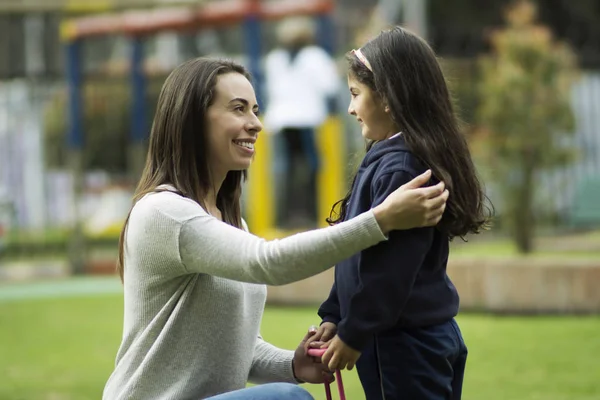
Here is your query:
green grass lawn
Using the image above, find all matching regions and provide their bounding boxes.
[449,231,600,259]
[1,295,599,400]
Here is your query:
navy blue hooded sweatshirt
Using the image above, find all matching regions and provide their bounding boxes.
[318,134,459,351]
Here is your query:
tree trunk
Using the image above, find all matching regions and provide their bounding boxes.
[514,157,536,253]
[68,149,87,275]
[128,141,147,183]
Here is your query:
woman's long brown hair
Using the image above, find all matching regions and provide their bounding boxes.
[117,58,250,281]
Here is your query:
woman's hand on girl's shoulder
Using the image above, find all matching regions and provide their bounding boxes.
[373,169,448,233]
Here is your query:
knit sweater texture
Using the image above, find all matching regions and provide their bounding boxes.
[103,189,386,399]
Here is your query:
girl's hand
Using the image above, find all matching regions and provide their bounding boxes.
[321,335,361,371]
[373,170,448,234]
[304,322,337,355]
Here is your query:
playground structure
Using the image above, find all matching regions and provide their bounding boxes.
[60,0,346,240]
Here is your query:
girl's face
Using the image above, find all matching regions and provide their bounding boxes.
[347,74,397,141]
[206,72,262,179]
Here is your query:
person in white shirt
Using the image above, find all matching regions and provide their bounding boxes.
[102,57,448,400]
[264,16,340,228]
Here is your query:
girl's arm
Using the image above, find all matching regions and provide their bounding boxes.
[318,280,342,325]
[335,171,433,351]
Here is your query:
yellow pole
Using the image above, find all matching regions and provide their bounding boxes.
[245,132,275,238]
[317,116,346,227]
[245,116,346,237]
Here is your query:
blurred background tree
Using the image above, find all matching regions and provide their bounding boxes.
[477,0,579,253]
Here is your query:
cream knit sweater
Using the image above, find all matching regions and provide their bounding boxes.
[103,190,386,399]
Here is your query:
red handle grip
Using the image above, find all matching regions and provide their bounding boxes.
[307,348,327,357]
[307,347,346,400]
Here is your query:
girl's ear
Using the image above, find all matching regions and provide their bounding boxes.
[382,98,391,113]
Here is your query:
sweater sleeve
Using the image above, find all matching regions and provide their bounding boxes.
[178,209,386,286]
[336,171,434,351]
[248,335,297,385]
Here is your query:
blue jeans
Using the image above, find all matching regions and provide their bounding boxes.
[207,383,314,400]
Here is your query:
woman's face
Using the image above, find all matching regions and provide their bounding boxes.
[347,74,396,141]
[206,73,262,179]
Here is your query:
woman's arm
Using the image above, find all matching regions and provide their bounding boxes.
[177,169,447,286]
[248,336,296,385]
[179,210,384,285]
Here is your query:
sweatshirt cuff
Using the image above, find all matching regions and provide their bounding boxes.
[337,321,369,352]
[321,316,341,326]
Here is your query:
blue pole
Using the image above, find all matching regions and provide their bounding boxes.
[317,13,335,55]
[65,39,87,274]
[66,40,83,149]
[243,13,263,106]
[317,13,338,115]
[130,37,147,143]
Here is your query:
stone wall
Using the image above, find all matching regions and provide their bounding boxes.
[266,257,600,314]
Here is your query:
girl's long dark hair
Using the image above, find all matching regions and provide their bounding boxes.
[117,58,250,282]
[329,27,492,239]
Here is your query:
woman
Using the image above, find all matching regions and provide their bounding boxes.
[102,57,448,400]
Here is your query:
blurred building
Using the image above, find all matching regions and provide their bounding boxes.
[0,0,210,233]
[0,0,599,234]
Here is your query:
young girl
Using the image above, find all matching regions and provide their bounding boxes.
[308,27,491,399]
[102,57,449,400]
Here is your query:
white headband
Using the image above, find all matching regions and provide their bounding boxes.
[352,48,373,72]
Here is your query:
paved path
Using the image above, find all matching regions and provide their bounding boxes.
[0,276,122,302]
